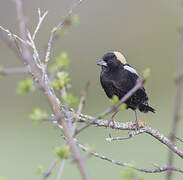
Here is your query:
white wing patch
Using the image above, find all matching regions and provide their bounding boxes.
[124,65,139,75]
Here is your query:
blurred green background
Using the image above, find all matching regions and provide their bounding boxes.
[0,0,183,179]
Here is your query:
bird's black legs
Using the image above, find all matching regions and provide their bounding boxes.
[134,110,138,124]
[133,110,139,130]
[133,110,146,129]
[107,110,119,138]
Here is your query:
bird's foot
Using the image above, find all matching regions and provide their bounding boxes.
[137,120,147,127]
[107,118,116,138]
[132,120,147,130]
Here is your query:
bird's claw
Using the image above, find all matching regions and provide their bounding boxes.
[132,120,147,130]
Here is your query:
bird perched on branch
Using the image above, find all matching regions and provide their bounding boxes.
[97,51,155,135]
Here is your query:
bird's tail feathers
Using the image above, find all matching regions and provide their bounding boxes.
[139,103,155,113]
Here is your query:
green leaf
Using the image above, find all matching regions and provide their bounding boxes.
[56,28,67,36]
[121,167,136,180]
[55,52,70,68]
[29,108,48,125]
[0,66,4,72]
[55,146,69,160]
[143,68,151,79]
[63,93,79,108]
[119,103,127,110]
[0,177,6,180]
[51,71,70,90]
[111,95,119,105]
[35,165,46,175]
[49,52,70,73]
[85,144,96,154]
[71,15,79,25]
[17,78,35,94]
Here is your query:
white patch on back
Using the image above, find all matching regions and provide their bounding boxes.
[124,65,139,75]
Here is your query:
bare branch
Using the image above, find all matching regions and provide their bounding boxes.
[0,31,21,58]
[77,114,183,159]
[0,66,29,76]
[75,78,145,135]
[12,0,89,179]
[42,159,58,180]
[32,8,48,40]
[27,31,42,68]
[60,135,183,174]
[45,0,84,64]
[106,128,147,142]
[166,7,183,180]
[175,136,183,143]
[0,25,28,45]
[76,139,183,174]
[77,81,90,115]
[57,159,66,180]
[72,81,90,136]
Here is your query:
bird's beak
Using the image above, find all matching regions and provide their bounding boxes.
[97,59,107,67]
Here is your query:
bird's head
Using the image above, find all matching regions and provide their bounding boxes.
[97,51,127,70]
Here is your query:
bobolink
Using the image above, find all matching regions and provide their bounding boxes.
[97,51,155,130]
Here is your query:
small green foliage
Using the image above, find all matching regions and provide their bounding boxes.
[35,165,46,175]
[85,116,89,122]
[0,176,6,180]
[57,72,70,84]
[119,103,127,110]
[121,167,136,180]
[17,78,35,94]
[111,95,119,105]
[51,71,70,90]
[85,144,96,155]
[49,52,70,73]
[177,112,182,119]
[9,33,14,40]
[55,146,69,160]
[29,108,48,125]
[143,68,151,79]
[55,52,70,69]
[0,66,4,72]
[98,114,104,119]
[56,28,67,36]
[71,15,79,25]
[63,93,79,108]
[121,167,144,180]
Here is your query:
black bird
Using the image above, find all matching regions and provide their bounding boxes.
[97,51,155,130]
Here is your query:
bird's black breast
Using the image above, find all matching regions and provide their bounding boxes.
[100,67,149,110]
[100,68,137,98]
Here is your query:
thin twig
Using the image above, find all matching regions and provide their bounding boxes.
[0,66,29,76]
[106,128,147,142]
[27,31,42,68]
[0,25,28,45]
[77,81,90,115]
[42,159,58,180]
[166,7,183,180]
[13,0,90,179]
[60,135,183,174]
[51,112,183,160]
[32,8,48,40]
[72,81,90,136]
[57,159,66,180]
[77,114,183,159]
[0,31,23,58]
[76,139,183,174]
[75,78,145,135]
[49,66,62,81]
[45,0,84,64]
[175,136,183,143]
